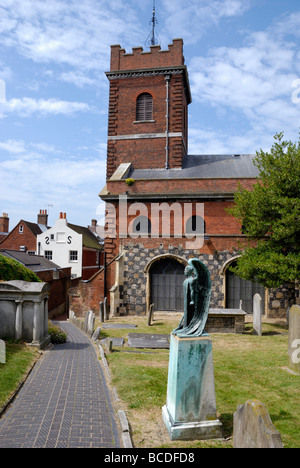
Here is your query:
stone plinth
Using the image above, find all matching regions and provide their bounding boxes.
[162,334,222,441]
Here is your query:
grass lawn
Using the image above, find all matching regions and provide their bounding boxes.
[98,314,300,449]
[0,342,39,412]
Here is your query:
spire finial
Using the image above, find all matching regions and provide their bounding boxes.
[146,0,159,48]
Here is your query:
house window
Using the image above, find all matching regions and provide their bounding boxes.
[19,225,24,233]
[45,251,53,260]
[136,93,153,121]
[69,250,78,262]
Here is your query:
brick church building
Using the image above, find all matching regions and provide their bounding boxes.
[70,39,295,318]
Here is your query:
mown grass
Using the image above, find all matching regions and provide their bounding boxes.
[0,342,38,411]
[99,315,300,449]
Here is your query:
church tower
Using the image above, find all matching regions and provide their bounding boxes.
[105,39,192,178]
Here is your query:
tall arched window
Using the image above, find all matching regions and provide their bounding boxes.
[136,93,153,121]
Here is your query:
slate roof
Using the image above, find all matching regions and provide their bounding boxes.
[0,249,61,272]
[68,223,102,250]
[128,154,260,180]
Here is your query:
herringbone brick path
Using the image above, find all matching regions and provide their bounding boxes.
[0,322,121,448]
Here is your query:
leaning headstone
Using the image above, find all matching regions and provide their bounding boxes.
[87,311,95,337]
[233,400,283,448]
[147,303,154,326]
[253,293,263,336]
[92,326,101,342]
[288,305,300,375]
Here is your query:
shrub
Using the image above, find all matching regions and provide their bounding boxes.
[0,255,41,282]
[48,322,67,344]
[125,178,135,186]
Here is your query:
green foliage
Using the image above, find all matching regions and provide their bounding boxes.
[125,178,135,186]
[228,133,300,288]
[0,255,41,282]
[48,322,67,344]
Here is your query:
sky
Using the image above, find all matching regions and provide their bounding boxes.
[1,0,300,231]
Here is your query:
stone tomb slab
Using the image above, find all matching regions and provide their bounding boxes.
[128,333,170,349]
[102,323,137,330]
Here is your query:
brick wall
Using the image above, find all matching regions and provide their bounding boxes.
[36,267,71,318]
[0,221,37,252]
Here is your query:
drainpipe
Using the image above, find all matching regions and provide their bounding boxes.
[165,75,170,170]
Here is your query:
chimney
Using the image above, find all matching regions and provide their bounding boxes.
[37,209,48,226]
[0,213,9,234]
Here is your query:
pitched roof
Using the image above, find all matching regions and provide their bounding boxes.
[68,223,102,250]
[0,249,61,272]
[128,154,260,180]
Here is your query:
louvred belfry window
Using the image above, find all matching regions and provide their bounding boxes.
[136,93,153,121]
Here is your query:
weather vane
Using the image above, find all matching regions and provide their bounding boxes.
[146,0,159,47]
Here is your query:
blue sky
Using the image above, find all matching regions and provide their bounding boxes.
[1,0,300,230]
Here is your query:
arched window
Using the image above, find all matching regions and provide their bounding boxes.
[136,93,153,121]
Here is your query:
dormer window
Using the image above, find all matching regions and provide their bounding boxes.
[136,93,153,121]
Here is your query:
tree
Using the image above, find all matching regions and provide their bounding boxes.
[228,132,300,288]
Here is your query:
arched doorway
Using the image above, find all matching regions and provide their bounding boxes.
[150,257,186,311]
[225,261,265,314]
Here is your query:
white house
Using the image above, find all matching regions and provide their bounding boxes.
[37,213,102,279]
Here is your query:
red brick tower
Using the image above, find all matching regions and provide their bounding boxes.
[105,39,191,178]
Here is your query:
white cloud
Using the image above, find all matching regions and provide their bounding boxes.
[1,97,92,117]
[189,26,300,139]
[0,139,107,227]
[161,0,250,44]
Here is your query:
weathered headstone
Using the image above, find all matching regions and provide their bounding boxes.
[0,339,5,364]
[128,333,170,349]
[92,326,101,342]
[147,303,154,326]
[288,305,300,375]
[253,293,263,336]
[103,297,108,321]
[87,311,95,337]
[99,301,104,322]
[83,312,90,334]
[233,399,283,448]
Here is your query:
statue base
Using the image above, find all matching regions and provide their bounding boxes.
[162,334,222,441]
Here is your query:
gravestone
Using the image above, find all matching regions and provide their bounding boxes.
[103,297,108,321]
[288,305,300,375]
[0,339,5,364]
[102,323,137,330]
[92,326,101,342]
[253,293,263,336]
[233,400,283,448]
[128,333,170,349]
[87,311,95,337]
[147,303,154,326]
[99,301,104,322]
[84,311,90,334]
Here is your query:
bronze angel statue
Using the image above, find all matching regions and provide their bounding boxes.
[172,258,211,338]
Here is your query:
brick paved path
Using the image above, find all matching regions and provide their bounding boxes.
[0,322,121,448]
